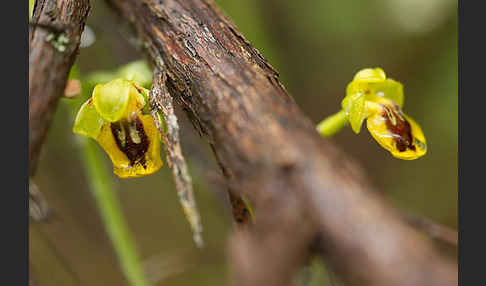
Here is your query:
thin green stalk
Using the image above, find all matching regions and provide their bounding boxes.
[79,137,151,286]
[316,110,348,137]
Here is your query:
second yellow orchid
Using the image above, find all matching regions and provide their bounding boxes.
[317,68,427,160]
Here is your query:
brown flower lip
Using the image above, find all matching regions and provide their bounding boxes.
[111,116,150,168]
[381,103,416,153]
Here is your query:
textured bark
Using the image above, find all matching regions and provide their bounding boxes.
[29,0,90,174]
[107,1,457,285]
[149,69,204,247]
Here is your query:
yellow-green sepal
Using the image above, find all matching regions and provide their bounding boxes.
[353,67,386,82]
[92,79,136,122]
[73,99,105,139]
[341,91,366,134]
[352,67,404,108]
[341,67,405,134]
[373,79,404,108]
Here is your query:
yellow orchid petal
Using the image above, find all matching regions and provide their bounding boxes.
[353,67,386,82]
[342,91,366,133]
[92,79,145,122]
[343,68,405,134]
[353,68,404,105]
[365,102,426,160]
[73,98,105,139]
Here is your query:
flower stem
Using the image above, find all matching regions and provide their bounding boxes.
[316,110,348,137]
[79,138,151,286]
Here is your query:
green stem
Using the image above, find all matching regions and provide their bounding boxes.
[316,110,348,137]
[79,138,151,286]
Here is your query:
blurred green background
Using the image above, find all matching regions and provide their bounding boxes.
[30,0,457,285]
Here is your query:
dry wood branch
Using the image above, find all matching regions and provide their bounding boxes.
[210,170,458,247]
[402,211,458,246]
[29,0,90,174]
[107,0,457,285]
[149,68,204,248]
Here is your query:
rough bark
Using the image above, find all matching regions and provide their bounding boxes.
[29,2,90,284]
[29,0,90,174]
[149,69,204,248]
[107,1,457,285]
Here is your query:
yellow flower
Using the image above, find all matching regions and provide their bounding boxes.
[73,79,163,178]
[342,68,427,160]
[317,68,427,160]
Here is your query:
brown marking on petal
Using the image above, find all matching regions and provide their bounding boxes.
[111,116,150,168]
[382,104,416,152]
[132,83,144,94]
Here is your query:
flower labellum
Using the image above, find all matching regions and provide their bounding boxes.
[73,79,163,178]
[341,68,427,160]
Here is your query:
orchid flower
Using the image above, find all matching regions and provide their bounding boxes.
[317,68,427,160]
[73,78,163,177]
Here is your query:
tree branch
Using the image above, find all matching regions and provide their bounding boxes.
[149,68,204,248]
[402,211,458,246]
[106,0,457,285]
[29,0,90,174]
